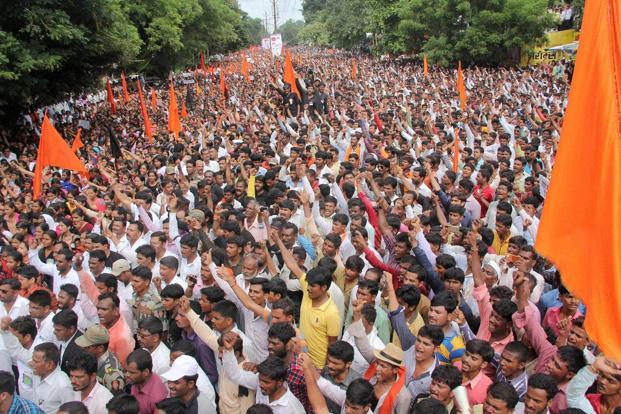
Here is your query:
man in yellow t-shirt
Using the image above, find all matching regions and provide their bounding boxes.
[298,267,342,368]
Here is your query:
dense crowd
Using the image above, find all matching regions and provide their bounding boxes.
[0,48,619,414]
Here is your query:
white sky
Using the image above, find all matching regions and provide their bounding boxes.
[238,0,304,33]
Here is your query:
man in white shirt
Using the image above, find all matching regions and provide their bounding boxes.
[68,353,113,414]
[57,284,93,332]
[221,333,305,414]
[110,221,147,267]
[0,278,30,319]
[137,317,170,376]
[110,259,134,304]
[28,290,56,345]
[28,248,80,296]
[0,316,37,396]
[30,342,74,414]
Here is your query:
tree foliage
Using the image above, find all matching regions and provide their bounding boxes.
[0,0,261,129]
[278,20,305,46]
[301,0,555,64]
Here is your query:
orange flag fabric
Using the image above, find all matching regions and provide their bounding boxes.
[457,62,467,111]
[137,80,153,142]
[181,100,188,118]
[351,60,358,80]
[150,88,157,112]
[121,72,130,103]
[33,115,87,199]
[106,79,117,113]
[535,0,621,361]
[71,128,84,153]
[423,53,429,78]
[284,49,300,98]
[241,55,250,82]
[167,81,182,138]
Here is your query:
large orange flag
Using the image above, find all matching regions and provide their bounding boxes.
[121,72,130,103]
[71,128,84,153]
[137,80,153,142]
[457,62,467,111]
[181,100,188,118]
[536,0,621,361]
[106,79,117,113]
[284,49,300,98]
[241,55,250,82]
[423,53,429,78]
[167,81,182,138]
[33,115,87,199]
[351,60,358,80]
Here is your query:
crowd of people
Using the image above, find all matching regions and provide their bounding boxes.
[0,47,619,414]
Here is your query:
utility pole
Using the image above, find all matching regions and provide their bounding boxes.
[272,0,278,33]
[264,11,269,34]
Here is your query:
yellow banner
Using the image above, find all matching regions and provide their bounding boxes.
[520,29,578,66]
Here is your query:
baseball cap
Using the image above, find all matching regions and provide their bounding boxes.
[188,209,205,224]
[161,355,199,381]
[111,259,130,276]
[75,325,110,347]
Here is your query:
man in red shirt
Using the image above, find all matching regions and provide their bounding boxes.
[473,168,495,218]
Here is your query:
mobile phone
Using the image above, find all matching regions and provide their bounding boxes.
[506,254,520,265]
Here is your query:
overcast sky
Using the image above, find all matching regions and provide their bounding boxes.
[238,0,304,33]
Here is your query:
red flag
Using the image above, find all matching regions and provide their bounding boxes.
[351,60,358,80]
[137,80,153,142]
[283,49,300,98]
[200,51,207,76]
[71,128,84,153]
[241,55,250,82]
[33,115,87,199]
[121,72,130,103]
[106,79,117,113]
[457,62,467,111]
[452,129,460,173]
[168,81,182,138]
[181,100,188,118]
[150,88,157,112]
[535,0,621,361]
[423,53,429,78]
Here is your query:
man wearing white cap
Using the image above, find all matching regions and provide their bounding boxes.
[161,355,216,413]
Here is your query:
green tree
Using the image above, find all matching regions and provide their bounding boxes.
[0,0,141,127]
[279,20,305,45]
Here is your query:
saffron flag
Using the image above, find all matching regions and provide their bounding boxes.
[167,81,182,138]
[352,60,358,80]
[457,62,467,111]
[200,51,207,75]
[33,115,87,199]
[106,79,117,113]
[423,53,429,78]
[181,100,188,118]
[535,0,621,361]
[151,88,157,112]
[121,72,130,103]
[71,128,84,153]
[137,80,153,142]
[219,66,228,100]
[283,49,300,98]
[241,55,250,82]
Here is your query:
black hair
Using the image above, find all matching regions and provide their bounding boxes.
[105,394,141,414]
[268,322,296,345]
[443,267,465,284]
[436,254,456,269]
[327,340,355,363]
[306,266,333,288]
[0,278,20,290]
[59,283,79,299]
[131,265,152,281]
[98,292,120,309]
[346,378,374,407]
[466,339,495,363]
[161,284,185,299]
[170,340,196,358]
[126,349,153,372]
[492,299,517,323]
[58,401,89,414]
[138,316,164,335]
[361,303,377,324]
[265,277,288,298]
[0,371,16,395]
[430,291,458,313]
[557,345,587,374]
[28,289,52,307]
[345,256,365,273]
[33,342,60,366]
[528,373,559,401]
[504,341,530,363]
[136,244,156,261]
[256,356,288,382]
[431,364,462,389]
[246,404,274,414]
[409,397,448,414]
[212,300,238,321]
[52,309,78,329]
[67,353,98,375]
[155,398,186,414]
[418,325,444,346]
[200,286,226,303]
[487,382,519,409]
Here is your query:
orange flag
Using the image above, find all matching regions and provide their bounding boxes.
[219,66,228,100]
[71,128,84,153]
[200,50,207,76]
[423,53,429,78]
[121,72,130,103]
[167,81,182,138]
[351,60,358,80]
[150,88,157,112]
[33,115,87,199]
[106,79,117,113]
[457,61,467,111]
[241,55,250,82]
[181,100,188,118]
[137,80,153,142]
[284,49,300,98]
[535,0,621,361]
[452,129,460,173]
